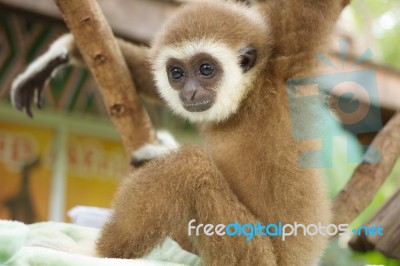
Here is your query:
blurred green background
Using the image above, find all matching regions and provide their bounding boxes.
[320,1,400,265]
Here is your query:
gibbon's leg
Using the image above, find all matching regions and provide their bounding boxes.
[11,34,160,117]
[130,130,198,253]
[97,145,277,266]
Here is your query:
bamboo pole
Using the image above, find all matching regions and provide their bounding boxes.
[54,0,157,160]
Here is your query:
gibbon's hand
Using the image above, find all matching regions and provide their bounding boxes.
[10,40,69,117]
[130,131,179,167]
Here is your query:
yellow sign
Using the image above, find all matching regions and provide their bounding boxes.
[0,121,54,223]
[65,133,129,218]
[0,120,129,223]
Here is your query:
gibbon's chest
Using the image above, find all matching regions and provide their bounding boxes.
[200,120,311,218]
[204,137,322,220]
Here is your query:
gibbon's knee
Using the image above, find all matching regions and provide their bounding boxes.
[126,145,221,198]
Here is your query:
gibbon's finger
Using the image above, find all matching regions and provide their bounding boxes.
[11,75,37,113]
[35,84,45,109]
[10,78,28,111]
[19,84,30,112]
[12,87,24,111]
[25,87,35,118]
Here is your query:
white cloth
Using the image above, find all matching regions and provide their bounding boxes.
[0,220,201,266]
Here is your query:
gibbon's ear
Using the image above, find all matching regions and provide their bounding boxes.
[239,46,257,73]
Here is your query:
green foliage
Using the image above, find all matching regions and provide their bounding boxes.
[350,0,400,69]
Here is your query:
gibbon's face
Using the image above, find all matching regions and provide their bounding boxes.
[151,1,268,123]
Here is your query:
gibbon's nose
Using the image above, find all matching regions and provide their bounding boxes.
[180,82,198,103]
[179,81,214,112]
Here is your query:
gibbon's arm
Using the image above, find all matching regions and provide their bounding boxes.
[11,34,161,117]
[260,0,349,79]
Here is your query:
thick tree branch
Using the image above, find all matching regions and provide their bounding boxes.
[332,111,400,226]
[348,188,400,259]
[54,0,157,159]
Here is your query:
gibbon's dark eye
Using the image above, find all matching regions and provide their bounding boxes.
[170,67,184,80]
[199,63,214,77]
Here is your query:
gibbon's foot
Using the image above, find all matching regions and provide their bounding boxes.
[130,130,179,167]
[11,35,71,117]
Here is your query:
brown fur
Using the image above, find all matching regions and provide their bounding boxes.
[64,1,346,265]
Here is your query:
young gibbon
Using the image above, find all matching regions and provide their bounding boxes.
[11,0,349,265]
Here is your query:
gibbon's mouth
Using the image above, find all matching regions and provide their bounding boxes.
[182,99,213,112]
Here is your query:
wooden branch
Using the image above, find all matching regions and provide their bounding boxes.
[348,188,400,260]
[332,111,400,226]
[54,0,157,158]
